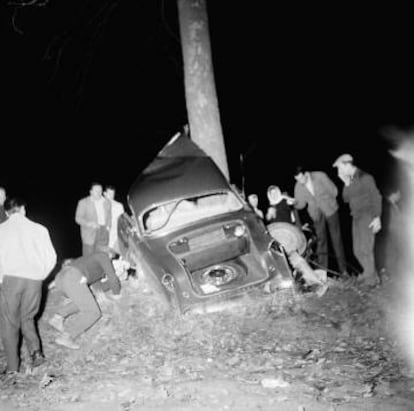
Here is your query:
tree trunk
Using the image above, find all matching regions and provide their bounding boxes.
[177,0,229,180]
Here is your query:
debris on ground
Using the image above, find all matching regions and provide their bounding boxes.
[1,272,413,411]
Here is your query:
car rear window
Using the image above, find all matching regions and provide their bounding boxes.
[143,192,243,233]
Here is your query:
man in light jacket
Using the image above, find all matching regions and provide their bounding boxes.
[75,182,112,256]
[0,198,57,375]
[293,166,347,276]
[104,185,125,254]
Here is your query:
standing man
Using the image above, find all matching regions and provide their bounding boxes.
[333,154,382,286]
[0,198,57,374]
[0,186,7,224]
[104,185,125,254]
[75,182,111,256]
[293,166,347,276]
[48,252,121,350]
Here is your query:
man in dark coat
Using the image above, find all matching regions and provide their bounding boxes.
[333,154,382,286]
[48,252,121,349]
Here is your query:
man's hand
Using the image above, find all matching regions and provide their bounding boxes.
[338,171,351,186]
[388,191,401,205]
[368,217,381,234]
[266,207,276,221]
[94,289,112,308]
[302,223,310,231]
[108,293,122,301]
[284,196,296,205]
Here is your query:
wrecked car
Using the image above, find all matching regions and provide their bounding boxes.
[118,132,293,313]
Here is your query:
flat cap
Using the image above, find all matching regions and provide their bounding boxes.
[332,153,353,168]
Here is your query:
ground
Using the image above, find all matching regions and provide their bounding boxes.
[1,269,414,411]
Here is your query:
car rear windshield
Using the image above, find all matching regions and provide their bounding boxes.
[142,192,243,233]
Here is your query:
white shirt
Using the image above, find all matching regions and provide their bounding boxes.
[94,197,106,225]
[108,199,125,250]
[0,213,57,282]
[305,173,315,196]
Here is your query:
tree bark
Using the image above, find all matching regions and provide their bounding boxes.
[177,0,229,180]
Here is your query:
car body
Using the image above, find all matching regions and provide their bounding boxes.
[118,132,293,313]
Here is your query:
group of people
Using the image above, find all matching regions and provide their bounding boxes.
[0,182,128,378]
[75,182,125,256]
[247,153,383,287]
[0,153,385,378]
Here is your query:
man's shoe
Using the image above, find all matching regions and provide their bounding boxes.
[31,350,46,368]
[48,314,65,333]
[316,282,329,297]
[340,275,356,286]
[357,274,378,286]
[55,333,80,350]
[0,369,18,385]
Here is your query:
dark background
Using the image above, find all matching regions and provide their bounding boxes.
[1,1,412,260]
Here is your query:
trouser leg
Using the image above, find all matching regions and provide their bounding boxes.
[0,276,23,371]
[82,243,94,257]
[20,278,42,355]
[313,215,328,269]
[55,267,80,319]
[94,226,109,253]
[352,216,377,282]
[327,211,347,273]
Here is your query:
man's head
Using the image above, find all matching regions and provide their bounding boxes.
[5,197,26,216]
[332,153,354,177]
[293,166,308,185]
[247,194,259,208]
[104,185,116,201]
[89,182,103,200]
[267,185,282,204]
[0,187,6,206]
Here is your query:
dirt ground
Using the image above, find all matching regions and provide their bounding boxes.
[1,268,414,411]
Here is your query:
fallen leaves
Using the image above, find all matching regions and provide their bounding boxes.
[0,274,412,410]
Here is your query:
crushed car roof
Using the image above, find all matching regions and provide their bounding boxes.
[128,132,231,217]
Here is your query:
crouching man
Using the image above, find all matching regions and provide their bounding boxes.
[0,198,57,375]
[48,251,121,349]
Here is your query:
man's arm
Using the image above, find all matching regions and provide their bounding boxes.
[75,199,97,228]
[342,187,349,203]
[99,254,121,295]
[318,172,338,197]
[105,199,112,230]
[365,174,382,217]
[293,183,306,210]
[40,227,57,278]
[75,199,87,226]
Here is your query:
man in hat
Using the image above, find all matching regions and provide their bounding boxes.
[293,166,348,277]
[333,154,382,286]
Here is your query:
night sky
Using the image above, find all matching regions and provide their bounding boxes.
[1,1,413,259]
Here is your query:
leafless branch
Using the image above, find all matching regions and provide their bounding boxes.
[11,7,24,35]
[43,0,120,108]
[8,0,49,6]
[8,0,49,35]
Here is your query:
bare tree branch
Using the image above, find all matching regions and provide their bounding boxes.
[7,0,49,34]
[8,0,49,6]
[11,7,24,35]
[43,0,120,108]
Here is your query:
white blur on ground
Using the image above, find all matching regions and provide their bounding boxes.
[388,130,414,373]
